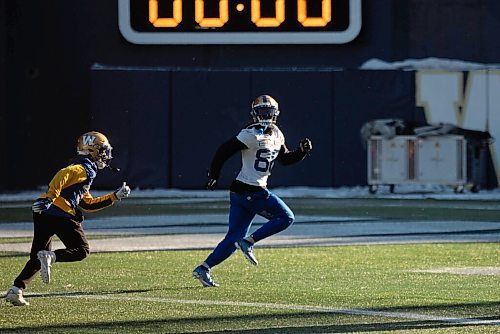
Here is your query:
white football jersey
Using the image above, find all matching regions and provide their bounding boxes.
[236,124,285,187]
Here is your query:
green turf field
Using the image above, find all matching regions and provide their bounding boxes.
[0,196,499,333]
[0,244,498,333]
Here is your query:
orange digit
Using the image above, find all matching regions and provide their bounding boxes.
[195,0,228,28]
[251,0,285,27]
[149,0,182,27]
[297,0,332,27]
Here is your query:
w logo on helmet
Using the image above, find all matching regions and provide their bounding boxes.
[82,135,96,146]
[77,131,111,168]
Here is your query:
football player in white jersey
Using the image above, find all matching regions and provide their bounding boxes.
[193,95,312,287]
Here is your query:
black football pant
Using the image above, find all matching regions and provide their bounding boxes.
[13,212,90,289]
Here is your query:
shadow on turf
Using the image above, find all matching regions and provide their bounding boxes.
[1,315,496,334]
[0,253,26,258]
[23,287,198,299]
[3,302,499,333]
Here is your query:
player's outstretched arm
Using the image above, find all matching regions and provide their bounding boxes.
[114,182,131,200]
[276,138,313,166]
[206,177,217,191]
[79,182,131,212]
[299,138,313,154]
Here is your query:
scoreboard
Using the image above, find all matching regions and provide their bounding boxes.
[118,0,362,44]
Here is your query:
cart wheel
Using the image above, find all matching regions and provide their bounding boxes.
[471,184,480,193]
[454,185,465,193]
[389,184,395,193]
[368,185,378,194]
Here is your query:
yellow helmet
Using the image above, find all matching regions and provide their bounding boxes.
[76,131,113,169]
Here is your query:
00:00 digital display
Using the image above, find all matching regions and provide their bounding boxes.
[148,0,333,28]
[118,0,362,44]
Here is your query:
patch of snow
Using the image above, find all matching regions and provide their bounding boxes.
[411,267,500,276]
[360,57,500,71]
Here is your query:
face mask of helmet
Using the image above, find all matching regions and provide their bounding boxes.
[95,145,113,170]
[251,107,279,126]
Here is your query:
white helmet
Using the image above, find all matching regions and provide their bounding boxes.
[250,95,280,127]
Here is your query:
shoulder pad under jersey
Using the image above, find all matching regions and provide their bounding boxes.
[244,122,266,130]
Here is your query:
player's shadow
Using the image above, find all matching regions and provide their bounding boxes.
[24,286,198,299]
[4,301,499,333]
[3,313,498,334]
[198,318,498,333]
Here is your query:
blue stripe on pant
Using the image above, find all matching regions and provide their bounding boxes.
[204,189,295,268]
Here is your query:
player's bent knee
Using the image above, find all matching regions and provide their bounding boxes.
[75,247,90,261]
[285,213,295,226]
[276,214,295,229]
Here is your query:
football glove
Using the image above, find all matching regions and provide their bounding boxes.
[32,198,52,213]
[206,178,217,191]
[114,182,131,200]
[299,138,312,153]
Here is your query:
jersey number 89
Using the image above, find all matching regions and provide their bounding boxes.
[254,149,277,173]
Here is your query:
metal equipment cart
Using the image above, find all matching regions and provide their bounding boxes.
[367,135,467,193]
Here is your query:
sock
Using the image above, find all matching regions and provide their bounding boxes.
[10,286,21,294]
[49,250,57,263]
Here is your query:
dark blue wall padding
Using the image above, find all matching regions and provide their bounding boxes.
[5,0,500,191]
[168,70,334,189]
[90,68,419,189]
[90,69,171,189]
[332,70,417,186]
[170,70,251,189]
[250,71,334,187]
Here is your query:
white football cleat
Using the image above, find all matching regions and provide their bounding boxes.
[235,239,258,266]
[5,287,29,306]
[192,265,219,287]
[37,250,56,284]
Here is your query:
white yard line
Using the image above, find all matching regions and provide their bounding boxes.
[27,292,500,326]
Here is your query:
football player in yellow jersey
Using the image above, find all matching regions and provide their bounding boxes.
[5,131,131,306]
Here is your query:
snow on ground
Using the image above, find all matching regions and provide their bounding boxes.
[360,57,500,70]
[410,267,500,276]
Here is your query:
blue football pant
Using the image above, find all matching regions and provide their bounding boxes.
[204,189,295,268]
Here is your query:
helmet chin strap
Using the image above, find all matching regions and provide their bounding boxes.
[107,165,121,172]
[96,160,107,170]
[95,159,121,172]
